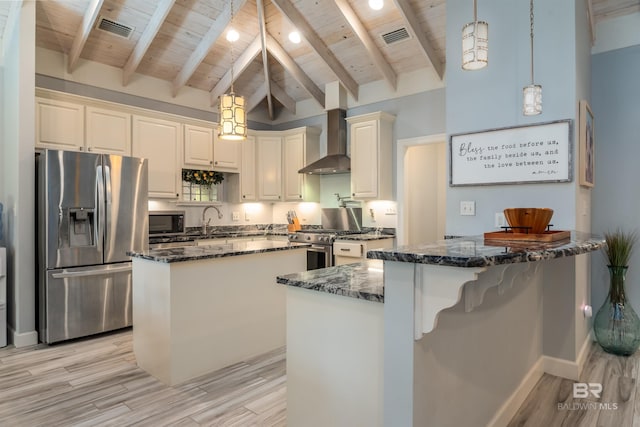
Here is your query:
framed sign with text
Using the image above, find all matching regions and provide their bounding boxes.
[450,120,572,186]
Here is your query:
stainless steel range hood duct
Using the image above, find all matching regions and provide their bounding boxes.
[298,109,350,175]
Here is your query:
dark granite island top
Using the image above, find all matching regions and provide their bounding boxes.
[277,260,384,302]
[128,240,310,263]
[367,231,604,267]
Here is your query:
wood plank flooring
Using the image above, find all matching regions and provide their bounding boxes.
[508,344,640,427]
[2,329,639,426]
[0,329,286,426]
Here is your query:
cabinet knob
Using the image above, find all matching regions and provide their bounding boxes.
[79,147,83,151]
[352,193,355,197]
[214,161,218,165]
[278,196,281,199]
[210,161,213,165]
[299,195,302,199]
[242,195,246,199]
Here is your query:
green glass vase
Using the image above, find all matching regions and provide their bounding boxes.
[594,266,640,356]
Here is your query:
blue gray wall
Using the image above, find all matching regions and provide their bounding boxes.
[591,44,640,310]
[445,0,581,235]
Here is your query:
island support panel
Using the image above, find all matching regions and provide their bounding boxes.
[384,256,585,427]
[132,249,306,385]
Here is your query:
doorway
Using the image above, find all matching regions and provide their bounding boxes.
[396,135,447,246]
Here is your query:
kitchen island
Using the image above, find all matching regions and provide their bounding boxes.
[278,232,604,427]
[128,240,308,385]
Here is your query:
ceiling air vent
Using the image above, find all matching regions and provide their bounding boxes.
[381,27,411,45]
[96,16,134,39]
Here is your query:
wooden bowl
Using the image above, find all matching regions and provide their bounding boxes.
[503,208,554,234]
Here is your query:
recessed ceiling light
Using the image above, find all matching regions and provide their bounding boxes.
[226,28,239,42]
[369,0,383,10]
[289,31,301,44]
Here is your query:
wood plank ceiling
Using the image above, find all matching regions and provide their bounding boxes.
[12,0,638,119]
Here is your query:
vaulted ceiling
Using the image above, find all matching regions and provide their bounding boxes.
[1,0,638,120]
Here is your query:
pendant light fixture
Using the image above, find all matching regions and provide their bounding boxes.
[523,0,542,115]
[218,0,247,141]
[462,0,488,70]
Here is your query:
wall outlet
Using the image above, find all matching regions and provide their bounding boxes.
[460,201,475,216]
[232,211,240,221]
[495,212,506,228]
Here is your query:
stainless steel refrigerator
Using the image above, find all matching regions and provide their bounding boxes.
[36,149,148,344]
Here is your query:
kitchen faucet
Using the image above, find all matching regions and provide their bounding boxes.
[334,193,359,208]
[202,205,223,235]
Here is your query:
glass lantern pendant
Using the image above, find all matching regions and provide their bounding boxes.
[219,92,247,141]
[523,84,542,116]
[462,0,488,70]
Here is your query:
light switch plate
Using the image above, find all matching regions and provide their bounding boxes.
[460,201,475,216]
[232,211,240,221]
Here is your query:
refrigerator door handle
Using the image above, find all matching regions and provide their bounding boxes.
[104,165,112,205]
[96,165,105,252]
[51,265,132,279]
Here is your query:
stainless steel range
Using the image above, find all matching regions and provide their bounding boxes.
[289,207,362,270]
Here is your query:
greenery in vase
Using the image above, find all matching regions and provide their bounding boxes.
[182,169,224,187]
[603,229,637,305]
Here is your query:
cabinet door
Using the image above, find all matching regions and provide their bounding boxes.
[240,135,257,201]
[257,136,282,201]
[132,115,181,199]
[36,97,84,151]
[213,134,241,172]
[184,124,214,169]
[85,106,131,155]
[350,120,378,199]
[283,133,305,201]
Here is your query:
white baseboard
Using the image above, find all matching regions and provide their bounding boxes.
[8,327,38,348]
[488,358,544,427]
[542,336,593,381]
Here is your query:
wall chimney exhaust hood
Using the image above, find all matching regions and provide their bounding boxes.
[298,109,350,175]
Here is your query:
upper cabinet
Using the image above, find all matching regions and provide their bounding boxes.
[240,135,257,201]
[183,123,214,169]
[256,134,283,201]
[347,112,396,200]
[282,127,320,202]
[36,97,85,152]
[213,133,241,172]
[132,115,182,199]
[85,106,131,155]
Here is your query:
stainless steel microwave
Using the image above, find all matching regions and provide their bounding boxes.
[149,211,185,236]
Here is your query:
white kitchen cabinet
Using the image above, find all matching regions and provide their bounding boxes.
[256,135,283,201]
[85,106,131,155]
[282,127,320,202]
[240,135,257,201]
[183,124,214,169]
[347,112,395,200]
[36,97,85,151]
[132,115,182,199]
[213,133,241,172]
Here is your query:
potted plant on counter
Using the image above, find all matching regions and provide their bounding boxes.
[594,229,640,355]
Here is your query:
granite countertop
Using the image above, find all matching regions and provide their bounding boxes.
[367,231,605,268]
[149,230,287,245]
[277,260,384,302]
[334,233,395,241]
[129,240,310,263]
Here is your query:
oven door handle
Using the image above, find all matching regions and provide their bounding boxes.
[309,245,328,251]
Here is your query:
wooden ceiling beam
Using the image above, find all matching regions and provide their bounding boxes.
[246,82,268,113]
[271,0,359,100]
[586,0,596,45]
[209,35,262,106]
[266,34,325,109]
[334,0,396,90]
[173,0,248,97]
[256,0,274,120]
[68,0,104,73]
[391,0,444,80]
[271,81,296,114]
[123,0,175,86]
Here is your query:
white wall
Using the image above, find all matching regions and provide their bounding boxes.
[2,0,37,347]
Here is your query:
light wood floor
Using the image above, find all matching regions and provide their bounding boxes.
[509,344,640,427]
[0,329,286,426]
[2,330,638,427]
